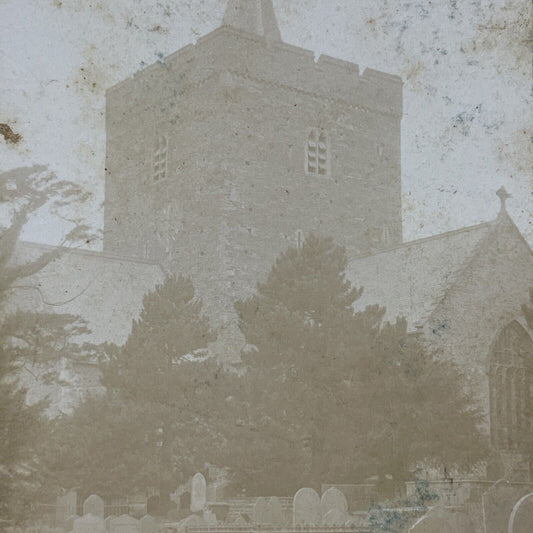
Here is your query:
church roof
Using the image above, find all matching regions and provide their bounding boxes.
[222,0,281,42]
[347,222,494,328]
[7,242,165,346]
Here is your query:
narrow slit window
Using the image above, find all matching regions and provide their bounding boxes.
[153,134,168,183]
[297,230,304,249]
[307,130,328,176]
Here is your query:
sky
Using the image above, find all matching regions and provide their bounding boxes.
[0,0,531,249]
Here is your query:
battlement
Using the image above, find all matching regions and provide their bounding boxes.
[106,26,402,119]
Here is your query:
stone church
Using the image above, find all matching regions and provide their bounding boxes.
[10,0,533,480]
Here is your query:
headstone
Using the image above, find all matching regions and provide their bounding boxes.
[73,513,105,533]
[105,515,117,532]
[83,494,105,519]
[140,515,157,533]
[508,492,533,533]
[482,481,533,533]
[65,514,79,532]
[293,488,321,526]
[190,473,207,512]
[265,497,284,526]
[409,507,475,533]
[321,487,348,516]
[322,508,347,526]
[110,514,140,533]
[252,497,268,524]
[56,491,77,527]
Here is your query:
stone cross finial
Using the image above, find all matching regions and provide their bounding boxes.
[496,186,511,212]
[222,0,282,43]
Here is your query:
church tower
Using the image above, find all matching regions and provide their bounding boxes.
[104,0,403,360]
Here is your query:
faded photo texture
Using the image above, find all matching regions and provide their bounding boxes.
[0,1,532,532]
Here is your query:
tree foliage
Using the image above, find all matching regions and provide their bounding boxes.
[0,165,93,522]
[231,234,487,495]
[46,276,238,501]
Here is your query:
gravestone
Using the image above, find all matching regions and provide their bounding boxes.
[322,508,347,526]
[83,494,105,519]
[508,492,533,533]
[73,513,105,533]
[191,473,207,512]
[321,487,348,516]
[482,481,533,533]
[105,515,117,532]
[266,497,284,525]
[293,488,321,526]
[65,514,79,532]
[252,497,268,524]
[110,514,140,533]
[409,507,475,533]
[140,514,157,533]
[56,491,77,527]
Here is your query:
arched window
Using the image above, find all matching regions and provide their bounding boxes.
[152,134,168,183]
[489,321,533,451]
[307,130,328,176]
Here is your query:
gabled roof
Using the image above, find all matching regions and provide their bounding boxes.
[7,242,165,346]
[347,222,495,328]
[348,200,533,330]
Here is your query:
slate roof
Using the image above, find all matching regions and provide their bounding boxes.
[8,242,165,345]
[346,221,495,328]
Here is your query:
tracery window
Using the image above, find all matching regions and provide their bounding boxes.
[307,130,328,176]
[152,134,168,183]
[489,321,533,451]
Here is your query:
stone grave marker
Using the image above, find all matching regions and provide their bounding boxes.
[56,491,77,527]
[508,492,533,533]
[65,514,79,532]
[83,494,105,519]
[293,488,321,526]
[266,497,283,525]
[105,515,117,532]
[110,514,140,533]
[322,508,347,526]
[321,487,348,516]
[73,513,105,533]
[191,473,207,512]
[140,514,157,533]
[252,497,268,523]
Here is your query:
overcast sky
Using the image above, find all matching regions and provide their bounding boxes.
[0,0,531,248]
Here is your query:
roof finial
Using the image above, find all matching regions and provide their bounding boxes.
[496,186,511,213]
[222,0,281,43]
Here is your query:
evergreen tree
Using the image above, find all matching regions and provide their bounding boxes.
[0,166,93,523]
[46,276,238,502]
[233,234,487,494]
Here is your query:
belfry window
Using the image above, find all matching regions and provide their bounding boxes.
[489,321,533,451]
[152,134,168,183]
[307,130,328,176]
